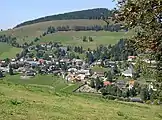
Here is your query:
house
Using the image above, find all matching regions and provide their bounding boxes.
[128,80,135,89]
[47,45,52,50]
[60,59,71,64]
[77,69,91,76]
[38,59,45,64]
[104,60,116,68]
[68,68,77,72]
[122,66,134,77]
[90,74,98,79]
[20,58,24,62]
[116,80,126,90]
[72,59,83,66]
[92,60,102,66]
[104,81,112,86]
[128,56,136,61]
[143,59,156,64]
[25,58,34,62]
[25,70,36,76]
[66,73,78,82]
[130,98,143,103]
[0,67,9,73]
[59,47,67,52]
[65,73,74,81]
[76,74,86,81]
[93,72,105,78]
[17,67,26,73]
[40,43,46,48]
[148,82,157,91]
[11,59,16,62]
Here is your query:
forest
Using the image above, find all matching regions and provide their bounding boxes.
[15,8,113,28]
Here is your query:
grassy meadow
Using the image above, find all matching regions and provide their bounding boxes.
[0,77,162,120]
[0,19,129,49]
[0,43,22,59]
[39,31,128,49]
[0,19,106,44]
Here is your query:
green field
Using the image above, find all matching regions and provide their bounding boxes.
[0,19,129,47]
[0,76,162,120]
[4,74,81,93]
[0,19,130,50]
[0,43,22,59]
[39,31,127,49]
[0,19,107,43]
[91,65,110,73]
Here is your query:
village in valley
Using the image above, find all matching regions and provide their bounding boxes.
[0,39,159,104]
[0,0,162,119]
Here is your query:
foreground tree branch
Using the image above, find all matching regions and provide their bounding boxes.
[114,0,162,99]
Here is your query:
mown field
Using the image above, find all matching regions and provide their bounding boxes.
[0,75,162,120]
[0,43,22,60]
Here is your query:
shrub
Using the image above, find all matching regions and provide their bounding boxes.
[146,100,151,104]
[153,99,159,105]
[10,99,23,105]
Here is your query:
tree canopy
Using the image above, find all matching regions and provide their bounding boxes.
[115,0,162,82]
[15,8,113,28]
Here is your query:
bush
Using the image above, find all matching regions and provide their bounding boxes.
[146,100,151,104]
[10,99,23,105]
[153,99,159,105]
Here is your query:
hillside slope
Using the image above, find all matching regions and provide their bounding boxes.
[0,81,162,120]
[15,8,112,28]
[0,43,21,59]
[1,19,106,44]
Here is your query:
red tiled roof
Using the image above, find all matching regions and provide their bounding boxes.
[104,81,111,86]
[39,59,44,63]
[128,56,136,59]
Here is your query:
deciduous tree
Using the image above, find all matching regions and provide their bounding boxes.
[115,0,162,82]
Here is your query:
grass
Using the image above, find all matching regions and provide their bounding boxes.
[0,19,130,49]
[0,43,22,59]
[0,80,162,120]
[91,65,109,73]
[1,19,107,44]
[39,31,127,49]
[4,74,68,92]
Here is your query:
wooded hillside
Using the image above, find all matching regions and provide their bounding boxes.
[15,8,113,28]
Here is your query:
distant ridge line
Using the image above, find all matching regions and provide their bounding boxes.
[14,8,113,28]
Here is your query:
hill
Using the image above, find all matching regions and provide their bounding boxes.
[15,8,113,28]
[39,31,126,49]
[1,19,128,49]
[1,19,106,43]
[0,77,162,120]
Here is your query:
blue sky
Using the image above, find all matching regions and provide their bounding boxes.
[0,0,116,29]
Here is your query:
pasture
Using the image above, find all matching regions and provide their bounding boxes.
[1,19,106,44]
[0,43,21,59]
[39,31,127,49]
[0,79,162,120]
[0,19,130,50]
